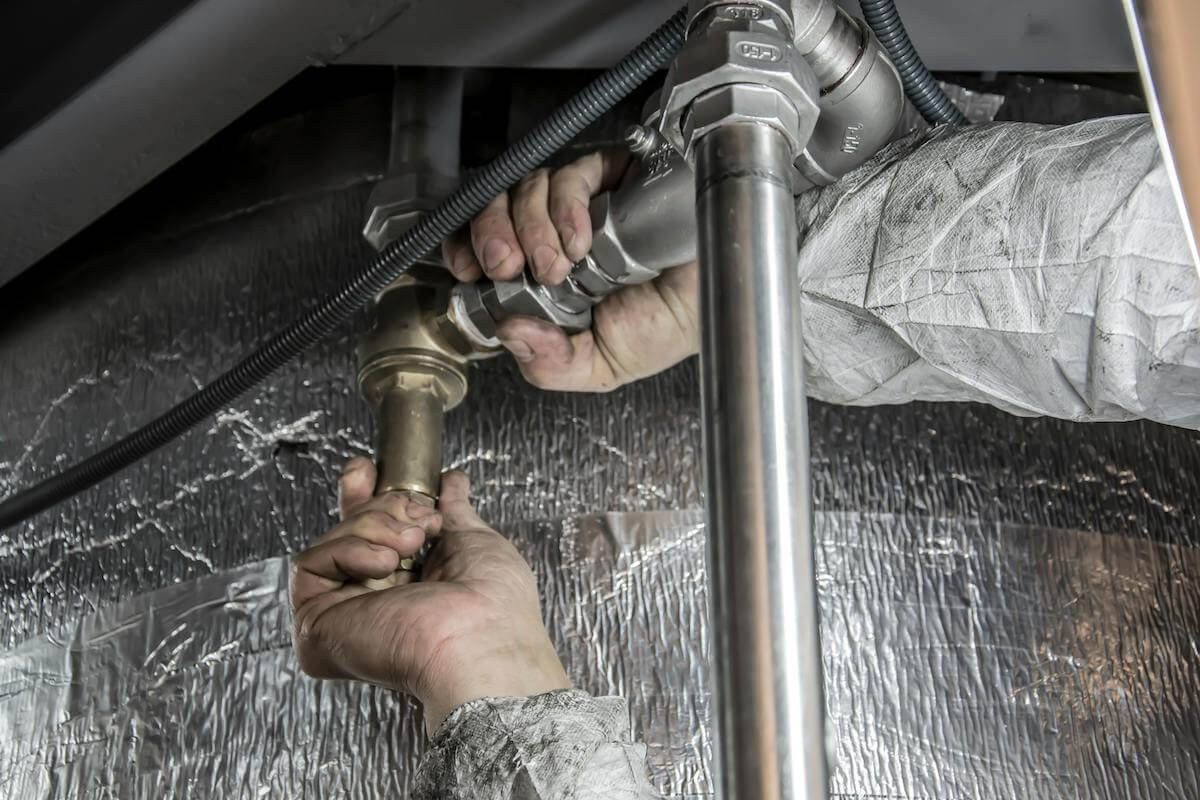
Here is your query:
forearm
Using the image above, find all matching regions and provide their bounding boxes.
[414,690,659,800]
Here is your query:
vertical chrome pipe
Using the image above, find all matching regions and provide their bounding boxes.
[695,121,828,800]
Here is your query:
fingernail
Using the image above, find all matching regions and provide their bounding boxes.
[502,338,535,362]
[366,542,390,552]
[561,226,577,252]
[451,249,475,278]
[483,240,511,271]
[532,245,557,278]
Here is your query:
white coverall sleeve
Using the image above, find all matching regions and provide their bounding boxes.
[413,690,659,800]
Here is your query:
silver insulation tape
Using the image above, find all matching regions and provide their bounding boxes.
[1,512,1198,797]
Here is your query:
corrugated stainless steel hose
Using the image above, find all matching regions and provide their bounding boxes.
[0,7,688,530]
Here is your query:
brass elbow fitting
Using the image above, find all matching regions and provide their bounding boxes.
[356,270,498,505]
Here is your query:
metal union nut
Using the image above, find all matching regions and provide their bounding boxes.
[659,26,820,158]
[486,273,593,334]
[362,170,457,252]
[452,272,595,345]
[684,83,813,162]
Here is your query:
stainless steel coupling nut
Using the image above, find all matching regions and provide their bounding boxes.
[659,10,821,160]
[683,83,816,162]
[449,273,594,347]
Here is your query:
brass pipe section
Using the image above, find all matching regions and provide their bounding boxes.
[356,270,498,586]
[375,385,446,502]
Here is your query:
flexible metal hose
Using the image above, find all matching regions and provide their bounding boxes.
[859,0,968,125]
[0,8,688,530]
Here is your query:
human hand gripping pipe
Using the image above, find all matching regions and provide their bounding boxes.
[448,0,907,347]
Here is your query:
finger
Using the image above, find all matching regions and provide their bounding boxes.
[338,458,376,521]
[315,505,436,553]
[327,492,442,545]
[548,150,631,261]
[442,228,484,282]
[438,470,488,532]
[470,192,524,279]
[496,316,620,392]
[354,491,442,530]
[291,536,404,609]
[511,169,572,285]
[292,582,375,646]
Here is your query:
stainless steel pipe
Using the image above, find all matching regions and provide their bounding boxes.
[695,122,828,800]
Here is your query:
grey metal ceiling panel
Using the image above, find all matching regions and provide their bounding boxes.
[341,0,1137,71]
[0,0,421,289]
[0,0,1138,290]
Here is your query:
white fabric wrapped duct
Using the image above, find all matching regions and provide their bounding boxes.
[799,115,1200,428]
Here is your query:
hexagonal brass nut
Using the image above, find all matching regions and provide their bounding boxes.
[684,83,815,160]
[659,27,820,157]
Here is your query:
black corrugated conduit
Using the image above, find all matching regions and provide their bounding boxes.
[859,0,968,125]
[0,7,688,530]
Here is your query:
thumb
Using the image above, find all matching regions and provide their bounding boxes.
[496,316,619,392]
[438,471,490,531]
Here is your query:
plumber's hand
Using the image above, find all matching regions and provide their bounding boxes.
[443,149,700,391]
[290,458,569,734]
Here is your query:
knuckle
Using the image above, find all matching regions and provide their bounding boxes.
[514,220,552,243]
[355,509,397,533]
[516,168,548,194]
[471,209,510,237]
[550,166,584,192]
[520,365,555,390]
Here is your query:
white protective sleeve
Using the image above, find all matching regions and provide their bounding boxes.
[413,690,658,800]
[797,115,1200,428]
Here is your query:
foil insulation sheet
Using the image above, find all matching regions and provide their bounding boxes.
[1,75,1198,797]
[1,511,1197,798]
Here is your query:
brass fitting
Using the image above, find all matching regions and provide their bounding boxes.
[356,268,498,505]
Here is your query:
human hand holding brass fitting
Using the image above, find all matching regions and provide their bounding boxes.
[290,461,568,734]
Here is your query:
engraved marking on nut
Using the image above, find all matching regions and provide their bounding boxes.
[722,4,762,19]
[738,41,783,62]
